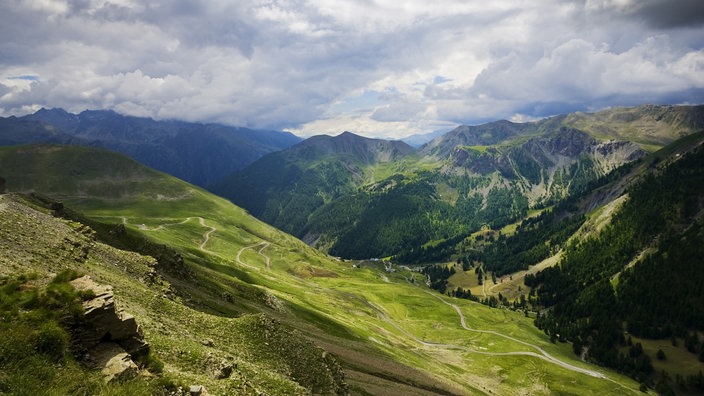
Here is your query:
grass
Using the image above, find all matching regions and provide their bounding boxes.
[0,271,181,396]
[627,335,704,378]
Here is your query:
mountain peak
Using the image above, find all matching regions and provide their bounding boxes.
[295,131,415,164]
[420,120,535,157]
[333,131,387,143]
[26,107,80,131]
[34,107,71,117]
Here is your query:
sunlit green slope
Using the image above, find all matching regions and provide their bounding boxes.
[0,144,642,395]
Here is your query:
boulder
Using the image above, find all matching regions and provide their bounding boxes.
[189,385,208,395]
[70,276,150,382]
[70,275,149,357]
[215,362,236,379]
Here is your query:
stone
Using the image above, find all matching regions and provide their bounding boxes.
[92,342,139,383]
[215,363,235,379]
[189,385,208,395]
[70,275,150,358]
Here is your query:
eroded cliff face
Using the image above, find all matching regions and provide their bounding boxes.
[447,127,647,205]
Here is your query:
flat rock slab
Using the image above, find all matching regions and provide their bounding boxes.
[91,342,139,383]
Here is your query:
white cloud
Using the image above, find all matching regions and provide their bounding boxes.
[0,0,702,136]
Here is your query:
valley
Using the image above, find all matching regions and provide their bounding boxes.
[95,210,614,380]
[0,144,644,395]
[1,104,703,395]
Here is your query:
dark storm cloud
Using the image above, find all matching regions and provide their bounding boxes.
[628,0,704,29]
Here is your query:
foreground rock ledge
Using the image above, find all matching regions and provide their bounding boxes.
[70,275,150,382]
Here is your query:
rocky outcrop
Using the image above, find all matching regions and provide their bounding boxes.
[70,275,149,382]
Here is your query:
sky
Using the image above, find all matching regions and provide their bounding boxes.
[1,0,703,139]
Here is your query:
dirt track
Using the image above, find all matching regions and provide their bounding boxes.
[365,294,606,379]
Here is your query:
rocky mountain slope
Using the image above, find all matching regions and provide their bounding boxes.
[421,104,704,158]
[0,191,347,395]
[0,108,301,187]
[444,126,646,204]
[420,119,536,158]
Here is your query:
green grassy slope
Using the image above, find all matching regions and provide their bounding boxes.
[0,145,642,395]
[559,104,704,151]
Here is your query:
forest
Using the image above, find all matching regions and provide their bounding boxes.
[531,145,704,392]
[418,141,704,392]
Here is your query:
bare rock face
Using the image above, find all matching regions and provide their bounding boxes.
[70,276,150,381]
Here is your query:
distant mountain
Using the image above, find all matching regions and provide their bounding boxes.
[559,104,704,149]
[421,104,704,158]
[216,104,704,260]
[420,120,537,158]
[294,131,415,163]
[213,131,414,237]
[0,108,301,187]
[401,129,448,147]
[0,114,86,146]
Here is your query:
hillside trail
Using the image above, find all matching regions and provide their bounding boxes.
[105,215,275,270]
[426,292,606,378]
[197,217,216,251]
[366,297,605,379]
[110,215,196,231]
[235,242,270,270]
[105,215,217,252]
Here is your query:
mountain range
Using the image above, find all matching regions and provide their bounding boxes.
[216,104,704,262]
[0,108,301,187]
[1,103,703,395]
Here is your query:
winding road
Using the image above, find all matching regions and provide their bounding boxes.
[365,294,605,379]
[198,217,216,251]
[235,241,271,270]
[428,292,606,378]
[107,213,633,389]
[110,215,274,270]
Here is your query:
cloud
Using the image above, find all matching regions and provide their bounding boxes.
[464,35,704,117]
[582,0,704,29]
[0,0,702,137]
